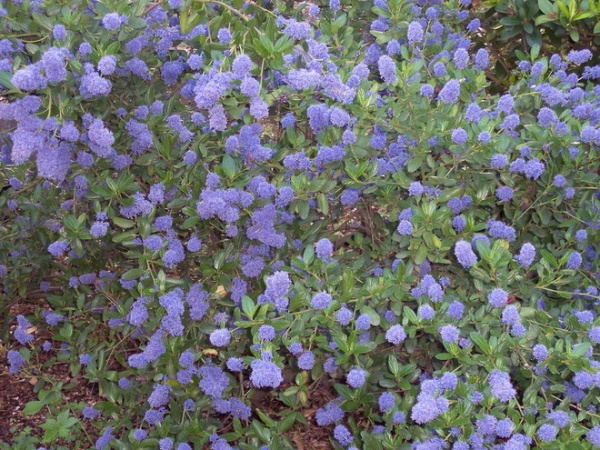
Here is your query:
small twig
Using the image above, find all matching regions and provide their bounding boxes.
[193,0,251,21]
[143,2,162,16]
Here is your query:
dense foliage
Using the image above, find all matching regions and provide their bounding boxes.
[1,0,600,448]
[473,0,600,84]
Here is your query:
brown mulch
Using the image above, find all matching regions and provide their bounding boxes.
[2,299,340,449]
[288,378,337,450]
[0,363,45,441]
[0,351,102,446]
[1,345,339,448]
[0,301,103,446]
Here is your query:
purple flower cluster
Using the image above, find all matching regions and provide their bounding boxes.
[315,238,333,261]
[86,117,115,158]
[378,392,395,412]
[385,324,407,345]
[487,220,517,242]
[411,379,449,424]
[532,344,548,361]
[209,329,231,347]
[102,12,126,30]
[199,365,230,398]
[316,399,344,426]
[259,271,291,312]
[566,251,582,269]
[455,240,477,268]
[14,315,34,345]
[5,2,600,446]
[488,288,509,308]
[438,79,460,104]
[489,370,516,402]
[439,324,459,343]
[515,242,535,268]
[80,71,112,99]
[378,55,397,83]
[126,331,163,370]
[311,292,333,310]
[250,355,283,388]
[196,187,253,224]
[246,204,285,248]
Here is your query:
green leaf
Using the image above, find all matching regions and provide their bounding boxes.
[112,217,135,229]
[273,35,293,53]
[379,378,397,388]
[531,42,541,60]
[40,410,77,441]
[128,17,148,29]
[31,12,53,30]
[360,305,380,326]
[255,409,277,427]
[221,154,237,178]
[317,193,329,215]
[181,216,200,229]
[241,295,256,319]
[534,14,554,25]
[414,245,428,265]
[59,323,73,339]
[283,386,299,397]
[402,305,419,325]
[360,431,384,449]
[0,71,15,90]
[540,249,558,268]
[121,268,147,280]
[565,441,586,450]
[470,332,491,356]
[406,156,423,173]
[298,200,309,220]
[331,330,350,353]
[353,341,378,354]
[303,244,314,266]
[334,383,354,400]
[258,34,275,54]
[538,0,556,15]
[572,342,592,358]
[22,400,46,415]
[63,215,80,231]
[388,355,400,376]
[276,413,298,433]
[557,0,570,18]
[395,363,417,377]
[499,16,521,25]
[112,230,138,243]
[252,38,271,58]
[569,29,580,42]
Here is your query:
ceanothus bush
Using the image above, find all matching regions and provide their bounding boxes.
[1,0,599,448]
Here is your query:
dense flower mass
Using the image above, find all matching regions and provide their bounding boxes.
[347,368,367,388]
[455,240,477,268]
[515,242,535,268]
[250,357,283,388]
[489,370,516,402]
[2,0,600,448]
[386,325,407,345]
[488,288,508,308]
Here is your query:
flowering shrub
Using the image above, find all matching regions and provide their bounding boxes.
[1,0,600,448]
[471,0,600,89]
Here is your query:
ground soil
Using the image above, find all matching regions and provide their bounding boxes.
[0,301,102,447]
[1,301,335,449]
[0,355,335,449]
